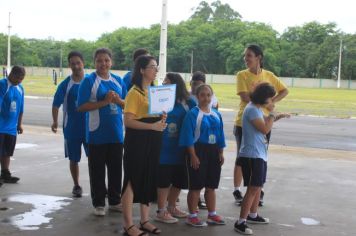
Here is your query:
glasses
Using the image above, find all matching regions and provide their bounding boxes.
[145,65,159,70]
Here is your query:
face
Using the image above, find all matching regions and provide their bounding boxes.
[162,77,171,85]
[244,48,261,69]
[190,80,204,94]
[141,59,158,82]
[196,86,212,107]
[263,97,275,111]
[95,53,112,75]
[9,74,25,85]
[69,56,84,76]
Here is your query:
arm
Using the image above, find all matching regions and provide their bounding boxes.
[187,146,200,170]
[17,113,23,134]
[113,94,125,109]
[252,113,275,135]
[238,91,250,103]
[124,112,167,131]
[77,90,115,112]
[272,88,289,103]
[51,106,59,133]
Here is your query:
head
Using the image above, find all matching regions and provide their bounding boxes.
[132,55,158,90]
[190,71,206,95]
[196,84,213,108]
[163,73,189,103]
[133,48,149,61]
[244,44,264,70]
[8,66,26,85]
[250,83,276,108]
[67,51,84,76]
[94,48,113,76]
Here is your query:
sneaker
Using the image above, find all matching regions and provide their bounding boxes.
[198,199,207,210]
[207,214,226,225]
[186,216,207,227]
[109,203,122,212]
[154,210,178,224]
[167,207,188,218]
[234,221,253,235]
[72,185,83,198]
[233,190,244,205]
[247,215,269,224]
[93,207,105,216]
[1,170,19,183]
[259,190,264,206]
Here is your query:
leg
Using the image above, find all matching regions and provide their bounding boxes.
[140,204,162,234]
[167,186,181,208]
[69,161,79,186]
[187,190,201,214]
[240,186,261,219]
[157,187,170,210]
[106,143,123,206]
[0,156,10,171]
[204,188,216,213]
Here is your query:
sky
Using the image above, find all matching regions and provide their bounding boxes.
[0,0,355,41]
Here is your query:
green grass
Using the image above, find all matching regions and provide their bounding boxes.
[22,76,356,118]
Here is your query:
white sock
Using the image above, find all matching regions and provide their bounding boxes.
[189,213,198,218]
[208,211,217,217]
[234,186,241,191]
[157,208,165,214]
[238,218,246,224]
[249,212,257,218]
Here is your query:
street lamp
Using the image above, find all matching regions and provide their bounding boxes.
[158,0,168,85]
[7,12,11,74]
[337,38,343,88]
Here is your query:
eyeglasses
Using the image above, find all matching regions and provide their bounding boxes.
[145,65,159,70]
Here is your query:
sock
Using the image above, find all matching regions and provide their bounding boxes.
[234,186,241,191]
[238,218,246,224]
[189,213,198,218]
[249,212,257,218]
[208,211,217,217]
[157,208,165,214]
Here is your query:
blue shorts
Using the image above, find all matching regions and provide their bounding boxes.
[64,139,88,163]
[239,157,267,187]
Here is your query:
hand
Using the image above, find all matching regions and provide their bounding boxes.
[151,120,167,131]
[51,122,58,133]
[274,113,291,121]
[161,112,167,123]
[104,90,116,104]
[17,125,23,134]
[190,155,200,170]
[219,153,224,166]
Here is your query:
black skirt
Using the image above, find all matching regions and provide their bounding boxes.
[122,117,162,205]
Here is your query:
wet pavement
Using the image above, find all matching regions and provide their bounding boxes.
[1,125,356,236]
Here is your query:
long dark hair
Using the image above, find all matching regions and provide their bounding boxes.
[131,55,156,90]
[165,73,189,103]
[247,44,264,68]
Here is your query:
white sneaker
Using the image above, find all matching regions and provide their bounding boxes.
[154,210,178,224]
[109,203,122,212]
[94,207,105,216]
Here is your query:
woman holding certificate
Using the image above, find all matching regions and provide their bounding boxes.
[122,55,167,236]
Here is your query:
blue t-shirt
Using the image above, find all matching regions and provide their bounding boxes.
[179,106,225,148]
[77,72,127,144]
[160,98,196,165]
[52,76,86,140]
[123,71,132,92]
[0,78,24,136]
[239,103,268,161]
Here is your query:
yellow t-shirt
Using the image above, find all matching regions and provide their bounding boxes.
[234,69,287,126]
[124,85,155,119]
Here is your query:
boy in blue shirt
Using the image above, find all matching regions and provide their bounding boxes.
[0,66,25,186]
[51,51,88,197]
[122,48,149,91]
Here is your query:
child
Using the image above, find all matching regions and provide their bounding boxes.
[234,83,289,235]
[179,84,225,227]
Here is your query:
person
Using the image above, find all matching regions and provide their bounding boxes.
[0,66,25,186]
[51,51,88,197]
[121,55,167,236]
[179,84,226,227]
[233,44,289,206]
[190,71,218,110]
[77,48,127,216]
[154,73,196,224]
[122,48,149,91]
[234,83,290,235]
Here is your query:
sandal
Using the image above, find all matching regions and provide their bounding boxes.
[123,225,148,236]
[139,221,161,235]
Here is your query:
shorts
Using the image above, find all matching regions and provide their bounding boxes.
[0,133,17,157]
[157,164,188,189]
[239,157,267,187]
[64,139,89,162]
[186,143,221,190]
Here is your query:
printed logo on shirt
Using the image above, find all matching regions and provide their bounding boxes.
[10,101,17,112]
[167,123,178,137]
[208,134,216,144]
[110,103,118,114]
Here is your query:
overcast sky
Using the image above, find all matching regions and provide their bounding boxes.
[0,0,355,41]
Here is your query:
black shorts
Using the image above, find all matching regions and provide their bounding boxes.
[235,126,271,166]
[0,133,17,157]
[157,164,188,189]
[186,143,221,190]
[239,157,267,187]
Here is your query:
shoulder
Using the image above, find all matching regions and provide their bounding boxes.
[110,73,122,81]
[237,70,249,79]
[262,69,277,78]
[126,86,144,99]
[187,97,197,108]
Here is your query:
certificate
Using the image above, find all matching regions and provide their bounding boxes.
[148,84,176,115]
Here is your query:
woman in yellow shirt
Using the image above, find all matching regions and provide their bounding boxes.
[232,44,289,206]
[121,55,167,236]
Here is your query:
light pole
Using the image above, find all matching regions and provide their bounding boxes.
[158,0,168,85]
[7,12,11,74]
[190,50,194,75]
[337,39,342,88]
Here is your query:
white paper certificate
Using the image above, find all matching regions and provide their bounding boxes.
[148,84,176,115]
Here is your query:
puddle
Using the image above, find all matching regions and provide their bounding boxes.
[8,193,71,230]
[301,217,320,226]
[15,143,38,150]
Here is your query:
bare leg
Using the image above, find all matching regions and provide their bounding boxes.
[70,161,79,186]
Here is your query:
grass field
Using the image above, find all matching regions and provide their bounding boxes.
[22,76,356,118]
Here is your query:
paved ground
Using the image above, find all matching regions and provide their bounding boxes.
[1,125,356,236]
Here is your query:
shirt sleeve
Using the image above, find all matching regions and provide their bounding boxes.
[179,112,196,147]
[121,79,127,100]
[20,86,24,114]
[269,72,287,92]
[237,72,248,94]
[123,71,132,91]
[77,77,92,107]
[123,90,141,116]
[246,106,263,121]
[0,81,6,107]
[52,81,66,108]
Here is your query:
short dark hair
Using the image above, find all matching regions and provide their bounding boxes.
[191,71,206,83]
[94,48,113,60]
[195,84,213,96]
[67,51,84,63]
[133,48,149,61]
[246,44,264,68]
[132,55,156,90]
[9,65,25,78]
[250,83,276,105]
[165,73,189,102]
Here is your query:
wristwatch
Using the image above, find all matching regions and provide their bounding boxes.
[268,112,276,119]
